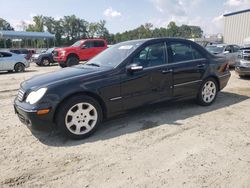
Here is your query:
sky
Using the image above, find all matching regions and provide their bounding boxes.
[0,0,250,35]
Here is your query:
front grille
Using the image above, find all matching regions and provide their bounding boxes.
[243,56,250,61]
[17,89,25,102]
[243,50,250,54]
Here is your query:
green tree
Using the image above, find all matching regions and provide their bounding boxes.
[0,18,14,30]
[27,15,44,32]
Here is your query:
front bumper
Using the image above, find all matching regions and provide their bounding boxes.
[53,56,66,63]
[235,66,250,76]
[14,99,55,128]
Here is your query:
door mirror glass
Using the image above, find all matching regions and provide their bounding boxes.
[223,51,230,54]
[126,64,143,73]
[81,44,86,49]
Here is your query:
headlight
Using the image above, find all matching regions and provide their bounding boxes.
[26,88,47,104]
[61,50,66,56]
[240,60,250,67]
[33,54,39,58]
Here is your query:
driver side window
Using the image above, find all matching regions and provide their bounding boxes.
[85,42,94,49]
[132,42,166,68]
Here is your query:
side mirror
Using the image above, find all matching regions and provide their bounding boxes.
[126,64,143,73]
[81,45,86,49]
[223,51,230,54]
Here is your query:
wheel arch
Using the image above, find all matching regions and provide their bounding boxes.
[53,91,107,124]
[14,62,25,69]
[203,75,220,91]
[66,53,79,60]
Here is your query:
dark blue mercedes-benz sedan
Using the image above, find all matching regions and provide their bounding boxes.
[14,38,231,139]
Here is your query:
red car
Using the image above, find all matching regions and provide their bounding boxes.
[53,39,108,67]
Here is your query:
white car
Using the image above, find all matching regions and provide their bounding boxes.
[0,51,30,72]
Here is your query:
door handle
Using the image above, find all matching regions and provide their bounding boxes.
[197,64,205,68]
[162,69,173,74]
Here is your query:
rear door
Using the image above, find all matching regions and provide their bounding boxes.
[94,40,106,54]
[166,41,208,98]
[121,42,173,110]
[0,52,14,70]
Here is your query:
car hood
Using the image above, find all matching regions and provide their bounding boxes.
[21,65,110,90]
[55,46,78,52]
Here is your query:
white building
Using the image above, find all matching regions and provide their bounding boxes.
[224,9,250,46]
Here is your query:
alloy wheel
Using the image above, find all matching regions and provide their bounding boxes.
[65,102,98,135]
[202,81,217,103]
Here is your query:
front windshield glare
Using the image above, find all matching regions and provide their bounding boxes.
[206,46,224,54]
[86,41,143,68]
[71,41,81,47]
[46,48,54,53]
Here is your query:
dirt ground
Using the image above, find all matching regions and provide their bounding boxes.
[0,63,250,188]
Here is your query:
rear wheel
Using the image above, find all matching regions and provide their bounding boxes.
[42,58,50,66]
[56,95,103,139]
[66,56,79,67]
[14,63,25,73]
[196,78,218,106]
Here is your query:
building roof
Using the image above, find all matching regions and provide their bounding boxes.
[224,9,250,17]
[0,30,55,39]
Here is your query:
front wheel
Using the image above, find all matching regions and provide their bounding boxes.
[66,56,79,67]
[42,58,50,66]
[56,95,103,139]
[14,63,25,73]
[196,78,218,106]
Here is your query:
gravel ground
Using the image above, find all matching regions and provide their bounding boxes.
[0,63,250,188]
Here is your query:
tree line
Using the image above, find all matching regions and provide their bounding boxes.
[0,15,203,48]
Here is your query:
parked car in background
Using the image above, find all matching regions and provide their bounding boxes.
[235,47,250,77]
[205,44,241,67]
[9,48,33,61]
[14,38,231,139]
[0,51,29,72]
[32,48,56,66]
[53,39,108,68]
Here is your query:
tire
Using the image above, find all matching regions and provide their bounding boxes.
[14,63,25,73]
[59,63,66,68]
[196,78,218,106]
[56,95,103,139]
[66,56,79,67]
[41,58,50,66]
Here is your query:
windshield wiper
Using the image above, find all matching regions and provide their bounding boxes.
[86,63,100,67]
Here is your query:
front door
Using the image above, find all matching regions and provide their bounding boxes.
[121,42,173,110]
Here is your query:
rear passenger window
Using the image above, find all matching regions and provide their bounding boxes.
[94,41,105,47]
[167,42,204,63]
[233,45,240,52]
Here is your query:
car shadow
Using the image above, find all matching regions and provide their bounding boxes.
[0,69,37,75]
[30,91,249,147]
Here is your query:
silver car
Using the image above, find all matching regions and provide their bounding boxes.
[0,51,29,72]
[206,44,241,67]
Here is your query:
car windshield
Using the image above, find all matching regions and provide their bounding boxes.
[85,40,144,68]
[206,45,224,54]
[46,48,54,53]
[71,41,81,47]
